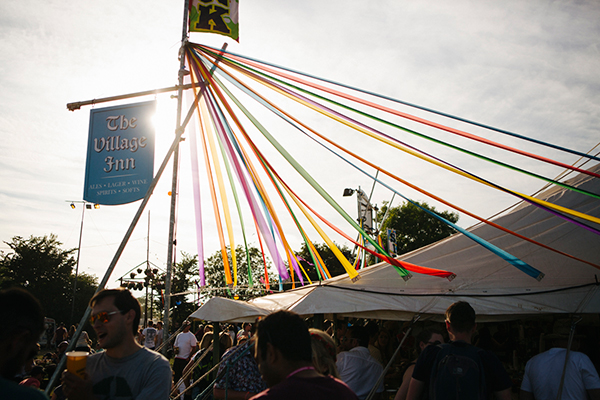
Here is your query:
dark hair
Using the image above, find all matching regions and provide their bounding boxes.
[364,321,379,339]
[0,288,44,342]
[90,288,141,335]
[445,301,476,333]
[415,329,443,353]
[348,325,370,348]
[256,311,312,363]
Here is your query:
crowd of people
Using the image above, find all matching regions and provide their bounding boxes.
[2,286,599,400]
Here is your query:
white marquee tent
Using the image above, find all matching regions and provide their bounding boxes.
[189,295,270,323]
[191,166,600,322]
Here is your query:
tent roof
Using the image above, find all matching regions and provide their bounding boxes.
[192,166,600,322]
[189,296,270,323]
[248,166,600,321]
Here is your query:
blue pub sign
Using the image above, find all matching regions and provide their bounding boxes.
[83,101,156,205]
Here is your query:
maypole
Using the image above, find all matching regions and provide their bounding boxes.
[162,0,191,354]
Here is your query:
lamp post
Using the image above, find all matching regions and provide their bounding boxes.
[343,187,380,268]
[67,201,99,325]
[342,187,378,235]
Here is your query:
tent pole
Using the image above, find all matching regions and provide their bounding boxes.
[163,0,190,355]
[213,322,221,379]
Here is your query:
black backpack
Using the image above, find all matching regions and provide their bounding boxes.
[429,342,487,400]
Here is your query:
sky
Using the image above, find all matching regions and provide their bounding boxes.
[1,0,599,293]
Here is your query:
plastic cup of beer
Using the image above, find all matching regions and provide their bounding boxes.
[66,351,89,379]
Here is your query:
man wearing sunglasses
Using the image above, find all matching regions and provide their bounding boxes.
[62,288,172,400]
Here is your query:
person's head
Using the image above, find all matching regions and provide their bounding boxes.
[309,328,339,378]
[256,311,312,387]
[89,288,141,348]
[547,319,583,350]
[335,319,347,339]
[228,328,236,345]
[57,341,69,355]
[415,329,444,354]
[345,325,369,349]
[182,321,191,332]
[156,321,163,330]
[30,365,45,380]
[219,331,233,351]
[377,330,391,348]
[364,321,379,345]
[148,320,154,327]
[0,288,45,379]
[199,332,214,349]
[204,324,213,334]
[445,301,477,339]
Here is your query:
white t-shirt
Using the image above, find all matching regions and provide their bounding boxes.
[142,327,157,348]
[521,348,600,400]
[337,346,384,400]
[174,331,197,359]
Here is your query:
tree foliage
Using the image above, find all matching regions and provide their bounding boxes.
[378,201,459,255]
[0,234,98,326]
[295,242,355,281]
[170,252,198,323]
[151,252,198,325]
[201,245,276,301]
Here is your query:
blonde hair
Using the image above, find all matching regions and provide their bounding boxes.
[309,328,339,378]
[199,332,214,349]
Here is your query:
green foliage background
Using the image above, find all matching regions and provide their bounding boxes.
[0,234,98,334]
[378,201,459,255]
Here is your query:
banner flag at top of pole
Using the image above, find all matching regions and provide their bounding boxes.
[189,0,239,42]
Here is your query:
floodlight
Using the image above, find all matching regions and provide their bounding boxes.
[70,203,76,209]
[343,188,355,197]
[94,203,100,209]
[86,204,92,209]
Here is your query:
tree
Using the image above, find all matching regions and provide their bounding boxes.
[151,252,198,325]
[201,245,276,301]
[295,242,355,281]
[170,252,198,324]
[378,201,459,255]
[0,234,98,326]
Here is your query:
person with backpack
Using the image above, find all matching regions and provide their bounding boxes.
[406,301,512,400]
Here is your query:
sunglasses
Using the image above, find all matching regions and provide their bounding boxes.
[90,310,124,324]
